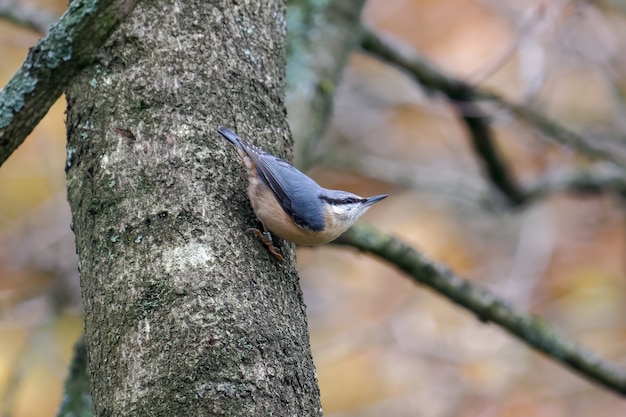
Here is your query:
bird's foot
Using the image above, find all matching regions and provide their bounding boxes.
[247,228,285,263]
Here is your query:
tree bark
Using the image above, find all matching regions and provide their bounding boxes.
[65,0,322,415]
[0,0,139,167]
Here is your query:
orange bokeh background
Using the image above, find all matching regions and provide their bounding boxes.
[1,0,626,416]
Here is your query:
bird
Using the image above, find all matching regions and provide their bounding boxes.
[218,126,387,262]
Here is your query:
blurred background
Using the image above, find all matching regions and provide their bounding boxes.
[1,0,626,416]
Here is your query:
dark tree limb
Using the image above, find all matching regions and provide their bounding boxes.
[335,223,626,396]
[360,27,626,170]
[452,93,526,206]
[361,28,526,206]
[478,93,626,169]
[0,0,140,168]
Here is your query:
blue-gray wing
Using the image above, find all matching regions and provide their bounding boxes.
[240,141,325,232]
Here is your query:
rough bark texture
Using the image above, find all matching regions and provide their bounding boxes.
[0,0,139,167]
[65,1,322,415]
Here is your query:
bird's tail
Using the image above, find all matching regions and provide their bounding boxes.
[218,126,258,176]
[218,126,244,150]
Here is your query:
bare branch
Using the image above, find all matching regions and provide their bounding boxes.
[360,28,526,206]
[335,224,626,396]
[360,27,626,169]
[525,163,626,202]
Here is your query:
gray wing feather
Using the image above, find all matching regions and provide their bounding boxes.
[240,142,325,232]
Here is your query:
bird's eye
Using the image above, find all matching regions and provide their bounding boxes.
[319,195,367,206]
[341,197,363,205]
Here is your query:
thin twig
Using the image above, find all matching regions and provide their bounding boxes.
[334,223,626,396]
[524,163,626,203]
[361,28,526,206]
[360,27,626,169]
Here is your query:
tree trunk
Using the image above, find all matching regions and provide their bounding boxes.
[65,0,322,415]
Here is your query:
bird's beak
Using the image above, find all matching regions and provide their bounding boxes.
[365,194,388,206]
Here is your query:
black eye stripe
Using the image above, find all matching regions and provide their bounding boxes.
[319,195,366,205]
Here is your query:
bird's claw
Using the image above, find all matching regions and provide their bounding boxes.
[247,228,285,263]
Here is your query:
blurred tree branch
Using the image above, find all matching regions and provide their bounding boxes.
[358,28,528,206]
[451,94,526,206]
[0,0,139,168]
[0,0,56,33]
[287,0,367,170]
[320,151,626,208]
[56,337,93,417]
[335,224,626,396]
[320,151,488,205]
[525,163,626,203]
[360,27,626,202]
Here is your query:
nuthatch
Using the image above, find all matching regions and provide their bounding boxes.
[218,126,387,261]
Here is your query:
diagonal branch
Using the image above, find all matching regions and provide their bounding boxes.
[335,223,626,396]
[476,92,626,168]
[0,0,140,168]
[361,28,526,205]
[360,27,626,171]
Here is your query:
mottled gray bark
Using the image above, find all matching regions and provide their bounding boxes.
[0,0,139,167]
[65,1,322,415]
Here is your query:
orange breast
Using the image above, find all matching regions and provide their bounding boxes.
[247,179,342,246]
